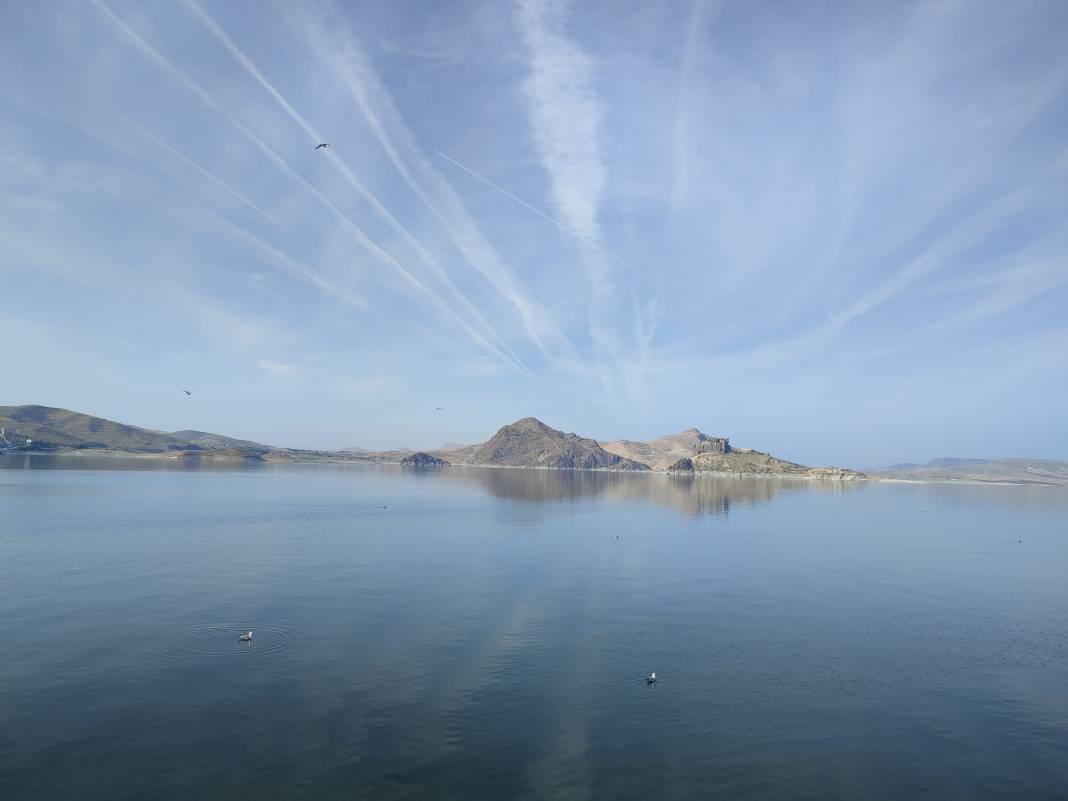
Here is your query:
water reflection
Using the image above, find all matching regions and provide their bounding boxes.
[447,467,860,518]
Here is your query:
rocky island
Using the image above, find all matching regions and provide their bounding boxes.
[400,452,450,469]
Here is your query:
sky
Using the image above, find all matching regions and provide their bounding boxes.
[1,0,1066,467]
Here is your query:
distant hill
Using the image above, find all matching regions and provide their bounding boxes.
[0,405,200,452]
[168,430,269,452]
[467,418,649,471]
[871,458,1068,486]
[0,405,269,455]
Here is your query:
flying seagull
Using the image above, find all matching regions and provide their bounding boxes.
[646,672,657,685]
[435,407,444,411]
[314,143,330,150]
[183,390,192,396]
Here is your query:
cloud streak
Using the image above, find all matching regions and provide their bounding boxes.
[125,118,278,223]
[284,3,576,359]
[434,148,647,281]
[181,0,532,376]
[209,215,367,310]
[516,0,625,380]
[92,0,530,377]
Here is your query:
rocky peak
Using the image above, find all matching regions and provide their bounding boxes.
[474,418,649,471]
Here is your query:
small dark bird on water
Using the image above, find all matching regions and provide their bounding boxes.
[183,390,191,396]
[314,143,330,150]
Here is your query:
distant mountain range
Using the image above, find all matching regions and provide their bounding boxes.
[870,458,1068,486]
[5,404,1064,484]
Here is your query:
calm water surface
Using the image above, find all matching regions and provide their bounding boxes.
[1,456,1066,800]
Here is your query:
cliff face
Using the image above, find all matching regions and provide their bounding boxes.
[473,418,650,471]
[602,428,729,470]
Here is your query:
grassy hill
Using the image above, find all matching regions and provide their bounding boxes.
[0,405,199,452]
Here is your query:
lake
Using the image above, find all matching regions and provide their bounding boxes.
[1,456,1066,800]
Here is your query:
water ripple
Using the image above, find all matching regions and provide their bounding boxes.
[157,625,299,661]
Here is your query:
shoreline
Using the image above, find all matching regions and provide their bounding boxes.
[5,448,1066,487]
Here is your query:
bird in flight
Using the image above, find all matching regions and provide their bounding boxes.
[314,143,330,150]
[183,390,192,396]
[435,407,444,411]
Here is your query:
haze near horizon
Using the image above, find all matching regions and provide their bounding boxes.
[2,0,1066,466]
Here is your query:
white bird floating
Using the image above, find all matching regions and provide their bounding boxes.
[646,672,657,684]
[239,630,253,641]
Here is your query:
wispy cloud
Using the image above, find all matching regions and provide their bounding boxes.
[91,0,530,378]
[434,148,647,280]
[181,0,532,376]
[516,0,619,359]
[283,3,576,361]
[257,357,296,376]
[208,215,367,310]
[672,0,714,206]
[125,118,277,223]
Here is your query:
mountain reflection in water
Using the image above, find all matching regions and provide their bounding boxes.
[437,467,859,518]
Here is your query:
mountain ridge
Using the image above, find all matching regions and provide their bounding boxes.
[871,458,1068,486]
[463,417,649,471]
[12,404,1063,484]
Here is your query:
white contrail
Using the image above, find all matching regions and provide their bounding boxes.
[212,215,367,310]
[181,0,532,376]
[124,118,278,223]
[673,0,713,206]
[92,0,530,377]
[281,2,571,359]
[434,149,649,281]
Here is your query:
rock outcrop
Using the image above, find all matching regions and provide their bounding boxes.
[473,418,650,471]
[666,457,695,474]
[602,428,729,470]
[691,448,865,480]
[400,452,450,469]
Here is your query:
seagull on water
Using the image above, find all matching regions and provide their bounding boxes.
[239,630,253,641]
[646,672,657,684]
[314,143,330,150]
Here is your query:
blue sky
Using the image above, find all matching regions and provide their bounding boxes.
[1,0,1066,467]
